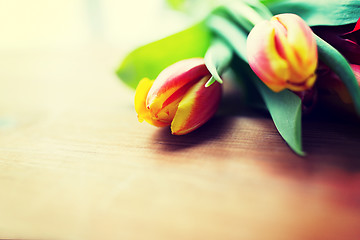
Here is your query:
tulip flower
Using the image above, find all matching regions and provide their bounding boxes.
[247,13,318,92]
[134,58,222,135]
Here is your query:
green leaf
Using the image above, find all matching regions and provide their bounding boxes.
[225,0,273,28]
[116,22,212,89]
[263,0,360,26]
[208,12,304,155]
[204,39,233,87]
[254,79,305,156]
[213,1,269,32]
[315,34,360,116]
[230,53,304,155]
[206,15,248,62]
[244,0,274,20]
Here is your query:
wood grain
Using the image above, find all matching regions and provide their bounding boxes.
[0,46,359,240]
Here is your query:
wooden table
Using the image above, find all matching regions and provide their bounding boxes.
[0,46,359,240]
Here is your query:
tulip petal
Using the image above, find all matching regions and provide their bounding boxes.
[247,13,318,92]
[333,64,360,103]
[247,20,289,92]
[351,64,360,82]
[134,78,170,127]
[146,58,210,115]
[275,14,317,83]
[286,73,317,92]
[171,76,221,135]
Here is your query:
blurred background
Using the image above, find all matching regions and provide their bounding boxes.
[0,0,190,53]
[0,0,195,119]
[1,1,360,240]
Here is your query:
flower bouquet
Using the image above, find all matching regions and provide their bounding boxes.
[116,0,360,156]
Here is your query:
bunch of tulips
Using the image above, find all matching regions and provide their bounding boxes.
[118,0,360,155]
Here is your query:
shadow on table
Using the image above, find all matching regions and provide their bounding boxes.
[151,104,360,207]
[152,115,236,152]
[261,115,360,176]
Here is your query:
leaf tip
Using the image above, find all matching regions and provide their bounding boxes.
[205,77,216,87]
[295,149,306,157]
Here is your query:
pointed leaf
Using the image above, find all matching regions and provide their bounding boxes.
[254,79,304,156]
[230,54,304,155]
[116,22,212,89]
[211,12,305,155]
[204,39,233,87]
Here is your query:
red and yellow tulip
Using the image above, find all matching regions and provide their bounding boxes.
[134,58,222,135]
[247,13,318,92]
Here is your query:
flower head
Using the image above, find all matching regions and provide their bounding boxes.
[247,13,318,92]
[135,58,222,135]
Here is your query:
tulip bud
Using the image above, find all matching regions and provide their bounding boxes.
[247,13,318,92]
[134,58,222,135]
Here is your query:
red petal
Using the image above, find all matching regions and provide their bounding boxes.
[171,76,221,135]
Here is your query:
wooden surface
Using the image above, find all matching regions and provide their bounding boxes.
[1,46,360,240]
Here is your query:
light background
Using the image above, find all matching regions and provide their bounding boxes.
[0,0,190,52]
[1,1,360,240]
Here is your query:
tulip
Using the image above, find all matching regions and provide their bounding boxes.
[134,58,222,135]
[247,13,318,92]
